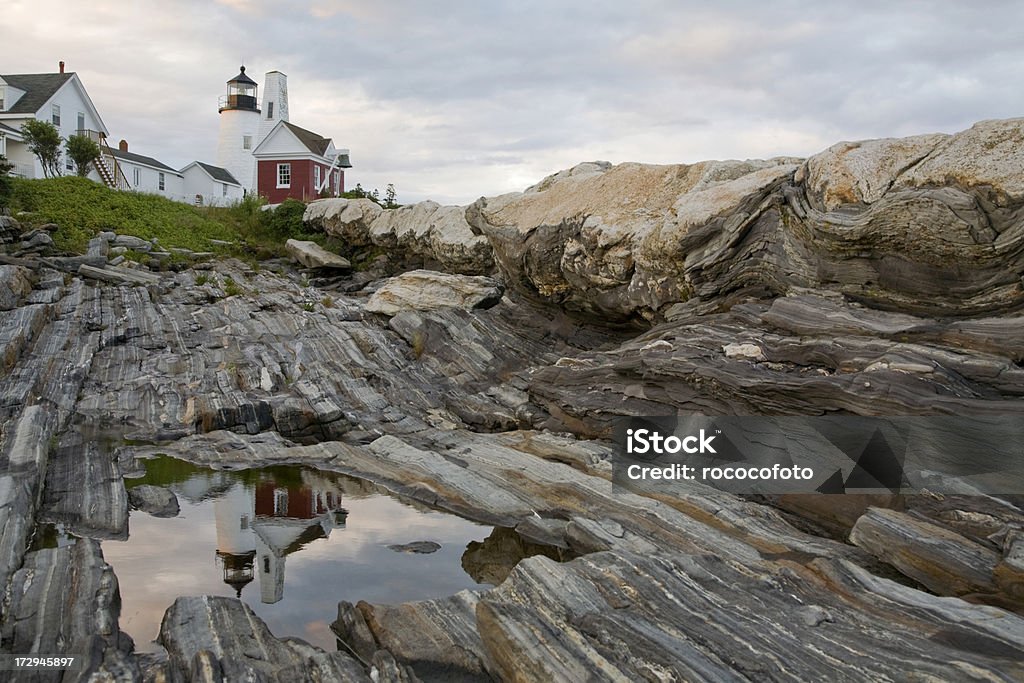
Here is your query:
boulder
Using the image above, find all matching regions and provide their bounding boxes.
[304,198,494,274]
[366,269,504,316]
[304,197,383,244]
[112,234,153,252]
[284,239,351,270]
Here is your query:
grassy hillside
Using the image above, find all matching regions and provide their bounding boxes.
[8,176,324,258]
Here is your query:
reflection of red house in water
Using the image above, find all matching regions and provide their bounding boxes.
[255,482,341,519]
[215,471,348,604]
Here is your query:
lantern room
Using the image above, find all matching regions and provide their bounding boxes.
[218,66,260,113]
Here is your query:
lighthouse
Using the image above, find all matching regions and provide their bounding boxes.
[216,66,260,191]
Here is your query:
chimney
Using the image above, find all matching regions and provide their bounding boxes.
[118,139,128,152]
[59,61,65,74]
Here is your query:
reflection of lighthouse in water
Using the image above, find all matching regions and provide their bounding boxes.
[214,471,348,603]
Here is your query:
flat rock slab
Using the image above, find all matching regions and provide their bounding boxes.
[285,238,351,270]
[366,269,503,316]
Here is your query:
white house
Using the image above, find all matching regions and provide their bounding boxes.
[108,140,184,199]
[180,161,243,207]
[0,62,109,179]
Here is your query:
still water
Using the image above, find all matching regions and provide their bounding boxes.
[99,456,496,652]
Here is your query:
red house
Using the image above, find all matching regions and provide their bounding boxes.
[252,120,351,204]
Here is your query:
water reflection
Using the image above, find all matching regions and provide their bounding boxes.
[214,471,349,603]
[104,456,495,652]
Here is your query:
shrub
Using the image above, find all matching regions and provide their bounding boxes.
[0,156,12,209]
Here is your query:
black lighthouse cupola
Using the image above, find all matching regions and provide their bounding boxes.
[219,66,260,113]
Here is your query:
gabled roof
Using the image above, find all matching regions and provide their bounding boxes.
[252,120,345,163]
[181,161,240,185]
[110,148,180,175]
[0,73,74,114]
[0,121,22,138]
[282,121,331,156]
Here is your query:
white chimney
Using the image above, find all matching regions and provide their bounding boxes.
[258,71,289,144]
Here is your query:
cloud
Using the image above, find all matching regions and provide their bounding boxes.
[4,1,1024,205]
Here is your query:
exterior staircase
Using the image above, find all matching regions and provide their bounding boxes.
[78,128,129,190]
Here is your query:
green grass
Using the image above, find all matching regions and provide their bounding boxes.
[8,177,339,261]
[10,176,237,253]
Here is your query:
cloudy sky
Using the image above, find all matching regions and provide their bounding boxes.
[4,1,1022,204]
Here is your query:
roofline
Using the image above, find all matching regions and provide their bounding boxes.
[253,151,337,163]
[179,160,242,185]
[36,74,110,136]
[111,152,182,176]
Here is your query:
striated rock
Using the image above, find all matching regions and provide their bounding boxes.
[284,238,351,270]
[366,270,503,316]
[159,596,369,682]
[78,263,162,286]
[127,484,180,518]
[849,506,1002,598]
[2,539,139,682]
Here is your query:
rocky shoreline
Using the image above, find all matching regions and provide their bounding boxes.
[1,118,1023,680]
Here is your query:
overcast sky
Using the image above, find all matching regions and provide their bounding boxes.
[4,1,1023,204]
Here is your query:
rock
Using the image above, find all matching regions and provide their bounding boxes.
[849,507,1002,598]
[387,540,441,554]
[78,263,162,285]
[20,230,54,252]
[127,484,180,517]
[366,270,504,316]
[112,234,153,251]
[798,133,949,211]
[304,197,384,244]
[0,265,33,310]
[285,238,352,270]
[2,539,139,680]
[159,596,370,682]
[305,198,494,274]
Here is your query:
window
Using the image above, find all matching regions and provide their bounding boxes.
[65,153,74,172]
[158,172,165,191]
[222,183,228,196]
[314,165,320,189]
[133,167,141,187]
[51,104,61,126]
[242,135,252,150]
[77,112,85,133]
[267,101,274,119]
[277,163,291,188]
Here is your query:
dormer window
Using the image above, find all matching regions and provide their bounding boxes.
[52,104,61,126]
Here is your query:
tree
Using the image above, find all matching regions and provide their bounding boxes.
[20,119,63,178]
[383,183,398,209]
[65,134,101,177]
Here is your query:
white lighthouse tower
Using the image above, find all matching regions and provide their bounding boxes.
[258,70,289,144]
[216,66,260,191]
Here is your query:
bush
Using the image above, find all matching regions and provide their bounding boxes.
[0,156,12,209]
[263,199,307,239]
